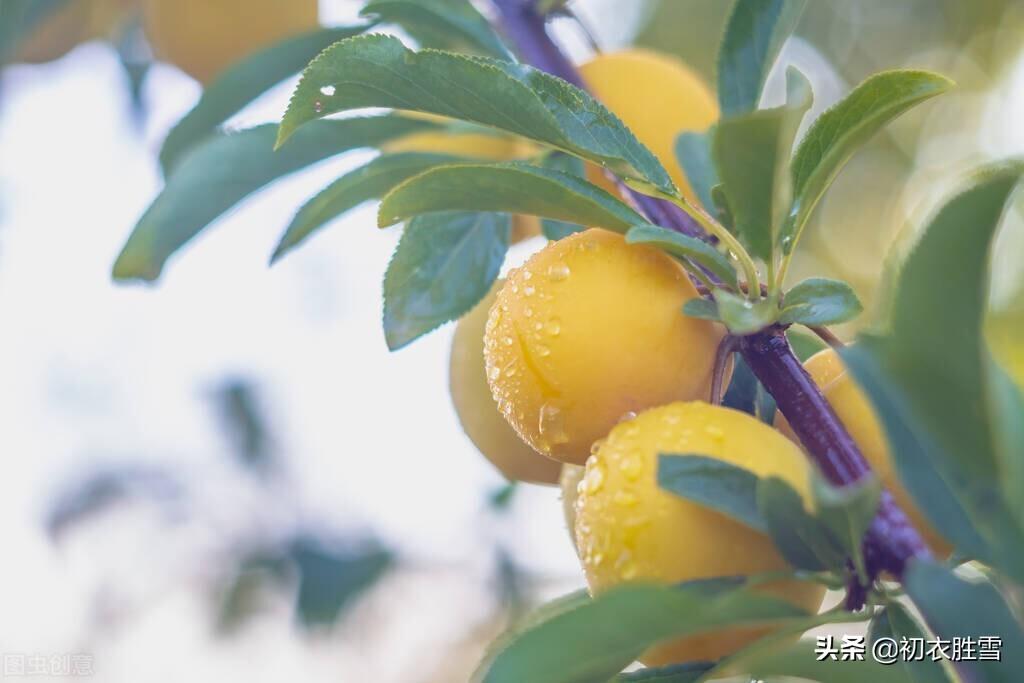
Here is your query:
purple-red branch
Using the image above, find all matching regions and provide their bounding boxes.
[489,0,929,581]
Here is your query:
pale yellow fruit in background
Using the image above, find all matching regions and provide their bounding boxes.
[579,49,718,203]
[576,402,826,666]
[484,228,725,464]
[143,0,318,83]
[775,348,951,556]
[16,0,136,63]
[450,283,561,485]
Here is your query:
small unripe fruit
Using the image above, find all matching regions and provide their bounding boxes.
[576,402,826,666]
[485,229,725,464]
[579,49,718,203]
[775,348,951,555]
[450,283,561,485]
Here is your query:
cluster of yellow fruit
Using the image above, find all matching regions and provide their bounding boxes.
[443,50,948,665]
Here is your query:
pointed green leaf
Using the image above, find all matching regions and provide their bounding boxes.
[377,162,647,232]
[478,580,809,683]
[868,603,955,683]
[717,0,807,116]
[159,25,373,173]
[361,0,513,60]
[538,152,587,240]
[682,298,720,322]
[383,211,509,350]
[272,152,463,263]
[781,70,953,254]
[713,289,778,335]
[779,277,863,325]
[277,34,675,194]
[812,473,881,581]
[626,225,738,288]
[113,116,433,282]
[905,560,1024,683]
[674,132,717,211]
[756,476,846,571]
[713,68,812,260]
[657,455,766,532]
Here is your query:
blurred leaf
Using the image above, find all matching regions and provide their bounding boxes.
[538,153,586,240]
[713,289,778,335]
[812,473,881,581]
[781,70,952,255]
[489,482,518,510]
[377,162,647,232]
[713,67,812,260]
[613,661,713,682]
[277,34,675,194]
[477,580,809,683]
[712,638,913,682]
[756,476,845,571]
[383,211,509,350]
[682,298,721,322]
[0,0,67,62]
[626,225,739,288]
[290,537,392,628]
[113,117,433,281]
[787,328,827,361]
[710,183,734,229]
[906,560,1024,683]
[780,277,863,325]
[658,454,766,532]
[843,162,1024,579]
[215,379,274,473]
[717,0,807,116]
[159,25,374,173]
[987,362,1024,528]
[113,16,151,121]
[674,132,717,211]
[361,0,513,60]
[272,151,463,263]
[722,353,758,415]
[868,602,954,683]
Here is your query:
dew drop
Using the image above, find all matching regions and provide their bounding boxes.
[536,344,551,357]
[544,318,561,336]
[584,463,605,494]
[538,402,569,446]
[613,490,638,507]
[547,262,570,281]
[620,455,643,481]
[524,285,535,296]
[313,100,324,113]
[319,84,336,97]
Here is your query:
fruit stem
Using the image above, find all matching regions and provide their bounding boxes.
[808,324,845,349]
[490,0,931,581]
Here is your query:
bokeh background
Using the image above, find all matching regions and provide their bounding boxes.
[0,1,1022,680]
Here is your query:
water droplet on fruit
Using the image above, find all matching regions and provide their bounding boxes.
[502,336,514,346]
[620,455,643,481]
[618,410,638,423]
[590,438,605,456]
[538,402,569,446]
[524,285,535,296]
[488,365,501,381]
[536,344,551,357]
[613,490,637,507]
[584,463,605,494]
[547,262,570,281]
[522,270,533,281]
[544,318,561,336]
[524,306,534,318]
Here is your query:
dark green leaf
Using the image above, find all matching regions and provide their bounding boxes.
[657,454,766,532]
[713,638,914,683]
[114,116,433,282]
[159,25,373,173]
[361,0,513,60]
[756,476,845,571]
[780,277,863,325]
[674,132,717,211]
[613,662,713,682]
[713,68,812,260]
[539,152,586,240]
[626,225,738,287]
[812,473,881,580]
[868,602,954,683]
[272,152,463,263]
[682,298,720,322]
[478,581,809,683]
[277,34,675,194]
[717,0,807,116]
[722,354,758,415]
[987,361,1024,528]
[383,211,509,350]
[906,560,1024,683]
[377,162,647,232]
[781,70,952,254]
[843,162,1024,579]
[713,289,778,335]
[290,538,392,628]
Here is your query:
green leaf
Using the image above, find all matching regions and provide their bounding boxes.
[291,539,392,628]
[361,0,513,60]
[987,361,1024,528]
[477,580,809,683]
[756,476,845,571]
[713,289,778,335]
[382,211,510,350]
[713,68,812,260]
[868,602,954,683]
[272,152,463,263]
[842,162,1024,579]
[682,299,720,322]
[538,153,587,240]
[674,132,717,211]
[613,662,713,682]
[780,277,863,325]
[905,560,1024,683]
[812,473,881,581]
[159,25,373,173]
[781,70,953,255]
[113,116,433,282]
[722,354,758,415]
[377,162,647,232]
[787,328,827,361]
[277,34,675,194]
[717,0,807,117]
[626,225,738,288]
[712,638,915,683]
[657,455,766,532]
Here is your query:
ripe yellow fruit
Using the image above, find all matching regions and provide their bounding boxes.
[575,402,826,666]
[579,49,718,203]
[143,0,318,83]
[450,283,562,485]
[485,228,725,464]
[775,348,951,556]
